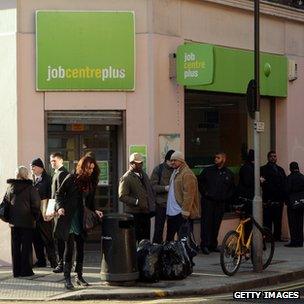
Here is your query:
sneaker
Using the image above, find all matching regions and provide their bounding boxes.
[53,265,63,273]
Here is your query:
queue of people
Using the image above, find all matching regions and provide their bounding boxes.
[2,153,103,290]
[1,148,303,289]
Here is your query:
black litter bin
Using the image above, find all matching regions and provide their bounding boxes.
[100,213,139,281]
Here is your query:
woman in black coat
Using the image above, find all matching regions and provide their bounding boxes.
[54,155,103,290]
[4,166,40,277]
[285,162,304,248]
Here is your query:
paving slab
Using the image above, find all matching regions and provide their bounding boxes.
[0,243,303,301]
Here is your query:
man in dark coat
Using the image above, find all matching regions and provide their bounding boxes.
[31,158,57,268]
[285,162,304,247]
[260,151,287,241]
[237,149,254,241]
[50,152,69,273]
[118,153,155,242]
[198,152,235,254]
[238,149,255,214]
[150,149,174,243]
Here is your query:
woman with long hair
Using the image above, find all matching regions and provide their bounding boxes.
[5,166,40,277]
[54,155,103,289]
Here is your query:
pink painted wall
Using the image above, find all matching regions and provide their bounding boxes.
[1,1,302,266]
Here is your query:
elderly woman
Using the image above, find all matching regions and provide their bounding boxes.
[4,166,40,277]
[54,155,103,290]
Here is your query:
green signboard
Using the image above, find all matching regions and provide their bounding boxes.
[97,161,109,185]
[129,145,147,173]
[36,11,135,91]
[177,44,214,86]
[177,43,287,97]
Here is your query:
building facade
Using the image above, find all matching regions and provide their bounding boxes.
[0,0,303,264]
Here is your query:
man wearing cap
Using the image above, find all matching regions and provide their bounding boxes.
[166,151,200,242]
[118,153,155,242]
[31,158,57,268]
[150,150,175,244]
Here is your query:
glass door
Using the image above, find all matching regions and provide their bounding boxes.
[47,124,119,243]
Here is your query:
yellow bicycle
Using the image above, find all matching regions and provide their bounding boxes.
[220,206,275,276]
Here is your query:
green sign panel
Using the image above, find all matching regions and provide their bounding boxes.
[129,145,147,173]
[177,43,287,97]
[97,161,109,185]
[36,11,135,91]
[177,44,214,86]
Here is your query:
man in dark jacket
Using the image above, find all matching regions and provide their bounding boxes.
[285,162,304,247]
[238,149,254,214]
[31,158,57,268]
[118,153,155,242]
[237,149,254,242]
[50,152,69,273]
[198,152,235,254]
[150,150,174,243]
[260,151,286,241]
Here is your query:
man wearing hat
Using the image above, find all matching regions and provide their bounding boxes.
[166,151,200,241]
[31,158,57,268]
[118,153,155,242]
[150,150,175,243]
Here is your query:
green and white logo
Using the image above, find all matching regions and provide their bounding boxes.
[36,11,135,91]
[177,44,214,86]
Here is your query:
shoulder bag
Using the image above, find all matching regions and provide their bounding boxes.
[289,191,304,210]
[0,195,10,222]
[82,194,101,231]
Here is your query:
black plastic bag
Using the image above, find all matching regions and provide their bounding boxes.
[159,241,190,280]
[137,239,162,282]
[179,221,199,268]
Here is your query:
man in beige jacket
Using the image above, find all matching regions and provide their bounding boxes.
[166,151,200,241]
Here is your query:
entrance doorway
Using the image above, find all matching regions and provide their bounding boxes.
[46,111,124,243]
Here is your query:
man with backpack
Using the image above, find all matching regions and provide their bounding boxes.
[150,150,175,243]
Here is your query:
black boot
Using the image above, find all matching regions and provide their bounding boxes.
[64,276,74,290]
[48,253,58,269]
[75,274,89,287]
[75,263,89,287]
[64,263,74,290]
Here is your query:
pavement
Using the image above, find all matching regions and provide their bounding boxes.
[0,242,304,301]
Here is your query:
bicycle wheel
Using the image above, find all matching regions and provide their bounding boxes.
[261,227,275,269]
[250,227,275,270]
[220,230,242,276]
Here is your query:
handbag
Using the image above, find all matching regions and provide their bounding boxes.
[0,195,10,223]
[83,206,100,231]
[290,199,304,210]
[289,192,304,210]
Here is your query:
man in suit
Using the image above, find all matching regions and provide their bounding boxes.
[50,152,69,273]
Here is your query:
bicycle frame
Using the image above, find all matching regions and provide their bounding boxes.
[234,217,252,255]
